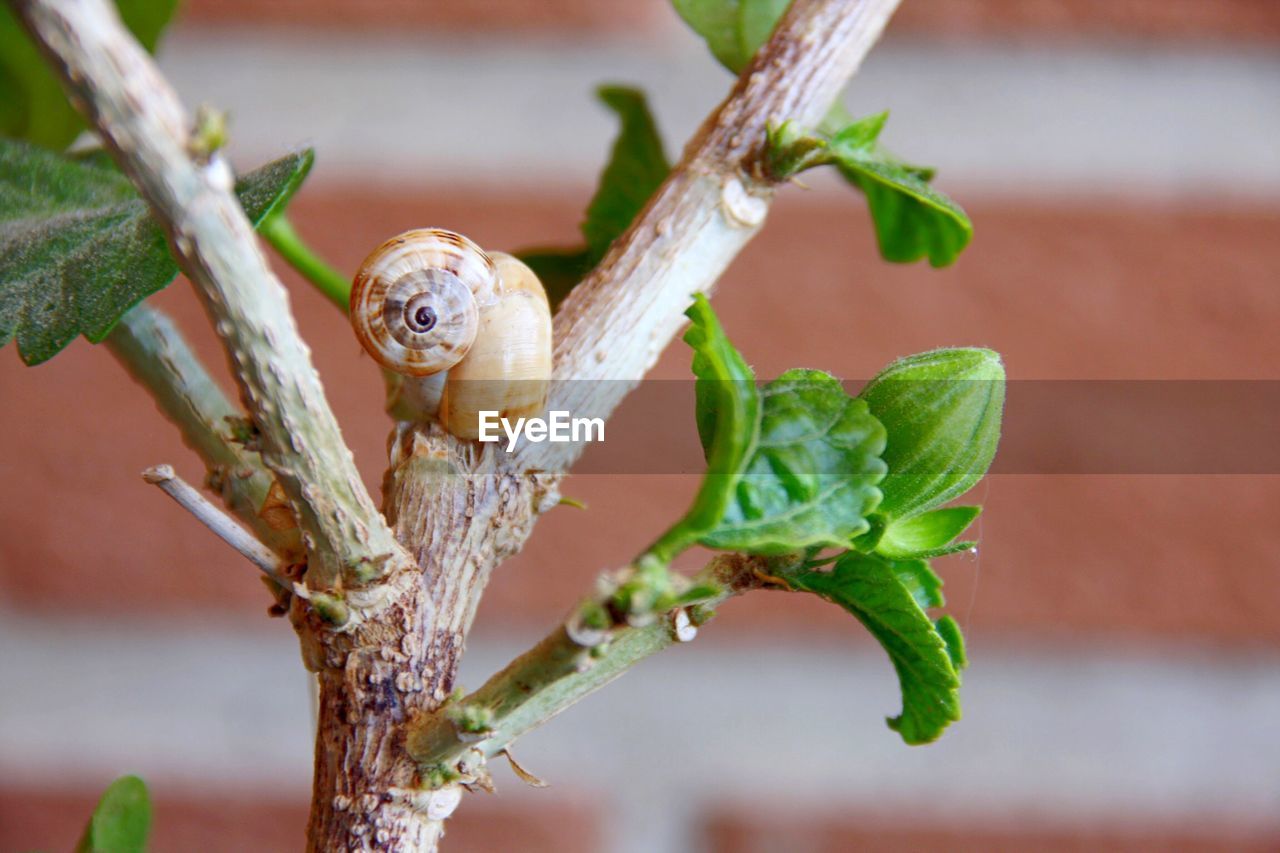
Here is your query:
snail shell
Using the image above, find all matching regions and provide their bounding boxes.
[350,231,552,441]
[441,252,552,440]
[350,229,498,377]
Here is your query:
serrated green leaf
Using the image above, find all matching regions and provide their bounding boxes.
[877,505,981,560]
[788,551,962,744]
[647,293,759,562]
[0,140,313,364]
[768,112,971,267]
[583,86,671,259]
[859,348,1005,522]
[699,368,886,555]
[75,775,151,853]
[936,614,967,671]
[1,0,179,149]
[892,557,944,610]
[837,156,971,267]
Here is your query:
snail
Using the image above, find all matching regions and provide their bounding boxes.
[350,228,552,440]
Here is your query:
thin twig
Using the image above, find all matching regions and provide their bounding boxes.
[142,464,287,580]
[406,554,767,779]
[14,0,411,591]
[107,303,303,561]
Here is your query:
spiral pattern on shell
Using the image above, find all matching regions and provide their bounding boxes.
[350,229,499,377]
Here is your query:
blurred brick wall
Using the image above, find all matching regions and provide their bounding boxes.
[2,1,1278,850]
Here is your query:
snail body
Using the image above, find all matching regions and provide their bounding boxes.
[441,252,553,439]
[350,229,551,441]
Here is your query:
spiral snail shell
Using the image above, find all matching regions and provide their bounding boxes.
[350,228,552,441]
[350,229,497,377]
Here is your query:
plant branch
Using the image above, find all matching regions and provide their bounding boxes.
[13,0,410,590]
[106,302,303,561]
[142,464,287,580]
[405,554,768,780]
[515,0,902,473]
[261,212,351,312]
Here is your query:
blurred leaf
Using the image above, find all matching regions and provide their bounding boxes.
[0,0,179,149]
[699,368,886,555]
[648,293,759,562]
[858,348,1005,521]
[518,86,670,309]
[877,505,980,560]
[583,86,671,259]
[788,551,962,744]
[0,140,313,364]
[673,0,790,73]
[75,775,151,853]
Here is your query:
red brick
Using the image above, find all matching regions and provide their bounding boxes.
[178,0,1280,41]
[705,807,1280,853]
[2,191,1278,644]
[0,783,599,853]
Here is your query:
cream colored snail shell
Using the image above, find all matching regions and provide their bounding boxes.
[350,228,497,377]
[350,229,552,441]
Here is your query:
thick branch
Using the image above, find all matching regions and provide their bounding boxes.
[405,554,767,779]
[516,0,901,472]
[107,303,303,561]
[14,0,409,590]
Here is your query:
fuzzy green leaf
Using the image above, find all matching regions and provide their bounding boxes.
[859,348,1005,522]
[936,614,967,671]
[892,557,944,610]
[647,293,760,562]
[1,0,178,149]
[74,775,151,853]
[0,140,313,364]
[699,368,887,555]
[877,505,981,560]
[789,551,962,744]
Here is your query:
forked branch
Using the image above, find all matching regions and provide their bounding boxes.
[12,0,411,591]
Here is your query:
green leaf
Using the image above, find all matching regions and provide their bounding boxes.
[671,0,746,71]
[769,113,972,267]
[673,0,789,73]
[877,505,981,560]
[582,86,671,259]
[517,86,670,309]
[0,140,313,364]
[647,293,759,562]
[75,775,151,853]
[892,557,944,610]
[789,551,962,744]
[858,348,1005,522]
[699,368,886,555]
[936,614,967,671]
[1,0,179,149]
